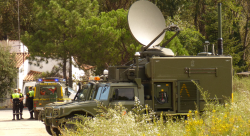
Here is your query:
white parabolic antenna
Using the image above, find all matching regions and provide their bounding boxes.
[128,0,166,47]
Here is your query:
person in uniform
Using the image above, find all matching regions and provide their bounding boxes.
[10,89,20,120]
[26,86,34,119]
[18,88,24,119]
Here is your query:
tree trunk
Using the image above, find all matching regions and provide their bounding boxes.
[63,58,67,85]
[199,0,206,36]
[243,15,249,61]
[69,56,72,88]
[194,0,200,30]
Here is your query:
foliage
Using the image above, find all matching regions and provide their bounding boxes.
[0,43,17,99]
[74,9,141,74]
[33,66,62,80]
[97,0,136,12]
[156,0,185,19]
[2,0,250,74]
[21,0,99,84]
[63,77,250,136]
[0,0,34,40]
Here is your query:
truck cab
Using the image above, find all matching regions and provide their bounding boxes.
[40,80,144,135]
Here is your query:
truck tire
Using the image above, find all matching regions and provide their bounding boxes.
[45,125,52,135]
[52,128,60,136]
[34,110,39,120]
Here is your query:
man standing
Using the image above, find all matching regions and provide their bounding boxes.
[18,88,24,119]
[26,86,34,119]
[10,89,20,120]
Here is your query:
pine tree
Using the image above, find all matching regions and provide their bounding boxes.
[0,43,17,99]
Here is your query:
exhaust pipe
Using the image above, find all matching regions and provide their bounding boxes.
[218,3,223,55]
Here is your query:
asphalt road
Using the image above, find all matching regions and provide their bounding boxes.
[0,108,50,136]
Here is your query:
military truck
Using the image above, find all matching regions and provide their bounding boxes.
[40,1,232,135]
[33,77,73,120]
[39,80,102,135]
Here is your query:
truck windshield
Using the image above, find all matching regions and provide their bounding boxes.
[95,86,110,100]
[40,86,57,96]
[75,88,89,101]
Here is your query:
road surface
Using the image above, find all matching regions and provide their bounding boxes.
[0,108,50,136]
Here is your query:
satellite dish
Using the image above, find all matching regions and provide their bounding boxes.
[128,0,166,47]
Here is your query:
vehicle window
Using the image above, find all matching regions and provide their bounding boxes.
[113,88,134,101]
[75,88,88,101]
[40,86,57,96]
[90,86,96,100]
[95,86,110,100]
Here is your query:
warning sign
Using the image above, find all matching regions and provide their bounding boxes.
[180,84,190,97]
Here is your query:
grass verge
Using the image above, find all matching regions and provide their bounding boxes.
[63,76,250,136]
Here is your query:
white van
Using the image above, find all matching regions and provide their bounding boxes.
[22,82,36,105]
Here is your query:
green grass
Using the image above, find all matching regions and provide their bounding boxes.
[63,76,250,136]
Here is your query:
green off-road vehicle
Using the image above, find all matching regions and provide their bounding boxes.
[39,81,103,135]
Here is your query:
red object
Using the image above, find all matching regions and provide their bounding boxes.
[48,88,56,94]
[40,91,45,95]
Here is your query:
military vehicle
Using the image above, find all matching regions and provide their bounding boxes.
[33,77,73,120]
[39,80,102,135]
[40,1,232,135]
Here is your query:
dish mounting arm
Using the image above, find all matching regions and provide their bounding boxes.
[142,24,180,51]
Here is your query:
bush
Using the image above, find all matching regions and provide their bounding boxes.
[63,77,250,136]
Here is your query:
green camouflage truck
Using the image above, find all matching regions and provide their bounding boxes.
[39,1,232,135]
[40,50,232,135]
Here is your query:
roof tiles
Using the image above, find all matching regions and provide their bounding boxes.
[15,53,29,68]
[23,70,42,81]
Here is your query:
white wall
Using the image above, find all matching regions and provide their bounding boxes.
[29,57,85,78]
[28,57,85,91]
[0,40,28,53]
[17,59,29,90]
[29,57,63,72]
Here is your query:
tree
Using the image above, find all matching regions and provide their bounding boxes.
[203,0,245,71]
[74,9,141,74]
[22,0,99,87]
[0,43,17,99]
[156,0,185,19]
[0,0,35,40]
[97,0,136,12]
[239,0,250,67]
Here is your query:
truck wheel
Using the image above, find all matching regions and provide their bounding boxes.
[45,125,52,135]
[52,128,60,136]
[34,110,39,120]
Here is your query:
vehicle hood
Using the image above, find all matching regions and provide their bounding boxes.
[45,100,96,107]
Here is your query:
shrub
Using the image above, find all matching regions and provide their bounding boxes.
[63,77,250,136]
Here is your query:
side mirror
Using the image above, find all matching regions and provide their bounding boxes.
[67,92,71,96]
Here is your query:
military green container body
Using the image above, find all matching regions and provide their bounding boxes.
[144,56,232,113]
